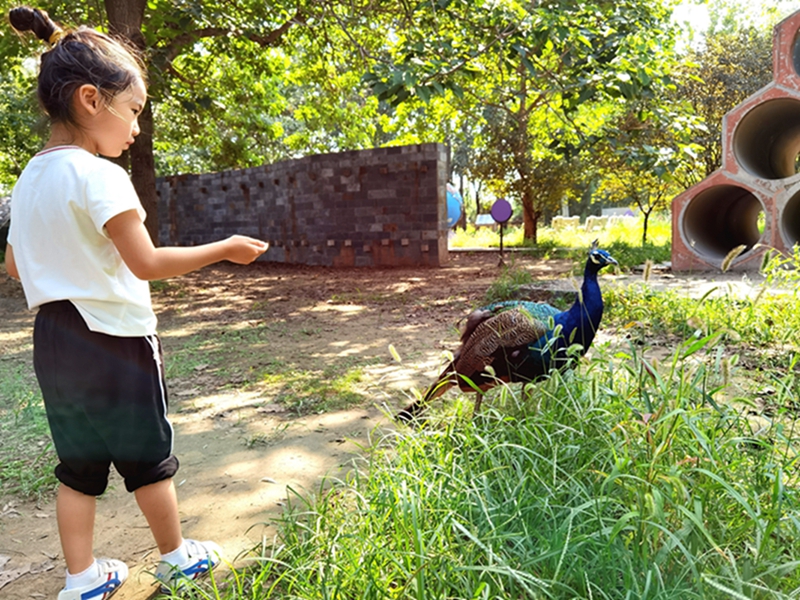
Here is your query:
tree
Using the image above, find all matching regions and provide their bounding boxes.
[363,0,678,242]
[674,26,773,178]
[468,105,576,242]
[0,60,43,194]
[107,0,316,243]
[594,103,700,244]
[0,0,394,241]
[1,0,682,246]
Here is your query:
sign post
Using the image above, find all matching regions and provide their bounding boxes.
[490,198,513,266]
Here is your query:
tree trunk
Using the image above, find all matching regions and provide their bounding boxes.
[104,0,159,244]
[131,103,159,244]
[474,180,482,218]
[642,209,651,246]
[457,172,467,230]
[521,193,538,243]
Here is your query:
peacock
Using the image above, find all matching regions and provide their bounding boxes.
[396,242,618,422]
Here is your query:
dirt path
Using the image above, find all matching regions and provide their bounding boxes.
[0,252,764,598]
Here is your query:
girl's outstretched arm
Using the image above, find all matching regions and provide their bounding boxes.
[4,244,19,280]
[105,209,268,281]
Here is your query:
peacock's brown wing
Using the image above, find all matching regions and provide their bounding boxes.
[453,309,548,385]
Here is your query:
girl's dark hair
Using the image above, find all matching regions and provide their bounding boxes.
[8,6,146,127]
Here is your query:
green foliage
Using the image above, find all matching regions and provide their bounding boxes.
[605,250,800,354]
[451,213,672,272]
[223,339,800,599]
[142,0,418,177]
[674,25,773,178]
[153,47,292,174]
[0,59,44,194]
[362,0,679,241]
[153,31,389,175]
[364,0,675,107]
[591,104,703,243]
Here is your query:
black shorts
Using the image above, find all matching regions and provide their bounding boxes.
[33,300,178,495]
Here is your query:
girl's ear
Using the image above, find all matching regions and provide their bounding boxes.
[75,84,102,115]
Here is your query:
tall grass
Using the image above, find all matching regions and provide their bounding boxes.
[605,247,800,362]
[201,333,799,599]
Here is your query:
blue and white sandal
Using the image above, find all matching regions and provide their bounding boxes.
[155,539,222,591]
[57,558,128,600]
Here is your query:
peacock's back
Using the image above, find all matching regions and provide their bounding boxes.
[482,300,561,322]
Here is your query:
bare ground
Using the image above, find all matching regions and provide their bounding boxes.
[0,252,760,599]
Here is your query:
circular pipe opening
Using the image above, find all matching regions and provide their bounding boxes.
[682,185,764,262]
[794,33,800,76]
[734,98,800,179]
[783,190,800,246]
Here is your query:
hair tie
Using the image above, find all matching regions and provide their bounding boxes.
[48,28,65,45]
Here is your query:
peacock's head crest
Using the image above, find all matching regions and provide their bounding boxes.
[588,240,618,270]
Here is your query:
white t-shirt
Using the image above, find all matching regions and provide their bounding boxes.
[8,146,157,336]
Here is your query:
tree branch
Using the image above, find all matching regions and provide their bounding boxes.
[161,10,305,68]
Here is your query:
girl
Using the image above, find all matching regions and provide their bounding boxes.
[5,6,268,599]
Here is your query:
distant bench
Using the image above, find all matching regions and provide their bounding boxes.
[475,214,498,229]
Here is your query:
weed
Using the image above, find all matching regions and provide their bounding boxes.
[604,266,800,363]
[190,265,800,600]
[150,279,186,297]
[483,263,534,304]
[244,423,290,448]
[261,361,376,416]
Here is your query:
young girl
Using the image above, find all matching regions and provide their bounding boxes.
[5,6,268,599]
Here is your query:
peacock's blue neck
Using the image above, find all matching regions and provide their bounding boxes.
[555,263,604,352]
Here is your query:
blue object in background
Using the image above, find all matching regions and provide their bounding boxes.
[446,183,463,228]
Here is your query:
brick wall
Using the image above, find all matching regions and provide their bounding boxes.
[156,143,450,267]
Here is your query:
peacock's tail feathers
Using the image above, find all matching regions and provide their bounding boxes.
[396,362,456,423]
[483,300,561,322]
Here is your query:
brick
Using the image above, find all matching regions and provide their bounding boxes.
[156,144,449,267]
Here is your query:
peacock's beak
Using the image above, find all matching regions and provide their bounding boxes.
[607,256,618,266]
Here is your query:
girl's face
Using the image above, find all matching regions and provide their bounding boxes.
[87,77,147,157]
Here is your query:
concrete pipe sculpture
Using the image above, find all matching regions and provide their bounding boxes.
[671,9,800,271]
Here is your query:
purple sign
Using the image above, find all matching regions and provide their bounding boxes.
[490,198,512,224]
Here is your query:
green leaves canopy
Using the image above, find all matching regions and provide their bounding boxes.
[363,0,677,240]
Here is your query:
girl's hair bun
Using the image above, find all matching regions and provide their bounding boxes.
[8,6,60,44]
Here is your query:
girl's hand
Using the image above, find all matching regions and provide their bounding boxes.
[224,236,269,264]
